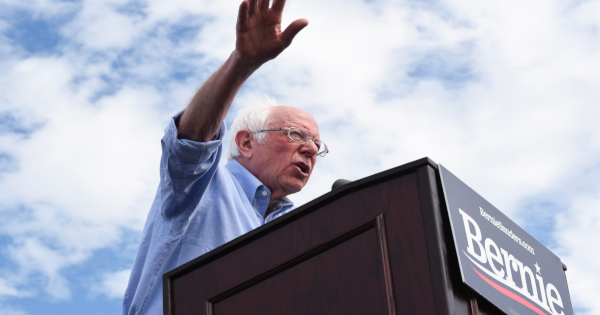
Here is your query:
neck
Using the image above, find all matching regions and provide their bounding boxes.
[236,156,288,206]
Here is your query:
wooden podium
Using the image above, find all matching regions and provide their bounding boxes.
[163,158,503,314]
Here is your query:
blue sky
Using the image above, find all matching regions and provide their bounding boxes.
[1,0,600,314]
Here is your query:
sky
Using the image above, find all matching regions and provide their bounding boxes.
[0,0,599,314]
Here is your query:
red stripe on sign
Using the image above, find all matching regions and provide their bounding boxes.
[471,265,547,315]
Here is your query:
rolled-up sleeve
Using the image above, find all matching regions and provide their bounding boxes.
[159,114,226,218]
[163,116,225,164]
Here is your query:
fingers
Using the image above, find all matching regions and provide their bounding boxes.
[258,0,270,11]
[280,18,309,47]
[248,0,258,16]
[271,0,286,12]
[237,1,249,26]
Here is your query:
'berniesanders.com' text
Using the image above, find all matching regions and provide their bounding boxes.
[479,207,535,255]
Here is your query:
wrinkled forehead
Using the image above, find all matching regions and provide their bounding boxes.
[269,106,320,137]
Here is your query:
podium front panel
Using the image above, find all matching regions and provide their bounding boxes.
[165,158,504,315]
[207,215,393,314]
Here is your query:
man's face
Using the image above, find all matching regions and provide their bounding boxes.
[248,106,320,200]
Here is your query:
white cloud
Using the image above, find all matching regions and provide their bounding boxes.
[90,269,131,299]
[62,0,145,50]
[554,180,600,314]
[0,0,599,313]
[0,0,77,18]
[0,277,30,298]
[0,304,26,315]
[0,51,165,299]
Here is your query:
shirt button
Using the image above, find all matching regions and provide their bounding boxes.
[262,191,268,196]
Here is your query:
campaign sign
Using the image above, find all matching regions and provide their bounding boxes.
[439,164,573,315]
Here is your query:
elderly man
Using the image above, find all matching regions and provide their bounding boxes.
[123,0,326,314]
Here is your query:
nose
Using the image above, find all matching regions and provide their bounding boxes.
[300,138,319,156]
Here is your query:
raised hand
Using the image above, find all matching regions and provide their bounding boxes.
[178,0,307,142]
[235,0,308,67]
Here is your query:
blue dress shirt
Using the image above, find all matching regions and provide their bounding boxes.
[123,115,294,315]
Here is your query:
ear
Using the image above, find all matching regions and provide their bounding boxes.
[235,130,254,160]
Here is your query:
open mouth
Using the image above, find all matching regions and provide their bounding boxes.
[295,162,310,175]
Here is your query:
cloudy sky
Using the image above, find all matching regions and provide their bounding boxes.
[1,0,599,313]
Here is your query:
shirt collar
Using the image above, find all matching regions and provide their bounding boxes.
[225,159,265,205]
[225,159,294,219]
[266,197,294,219]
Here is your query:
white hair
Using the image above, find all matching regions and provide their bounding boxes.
[227,95,279,161]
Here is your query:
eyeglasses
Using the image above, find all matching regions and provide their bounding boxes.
[253,127,329,157]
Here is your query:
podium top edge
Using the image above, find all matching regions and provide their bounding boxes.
[163,157,438,281]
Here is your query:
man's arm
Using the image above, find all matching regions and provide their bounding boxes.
[177,0,308,142]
